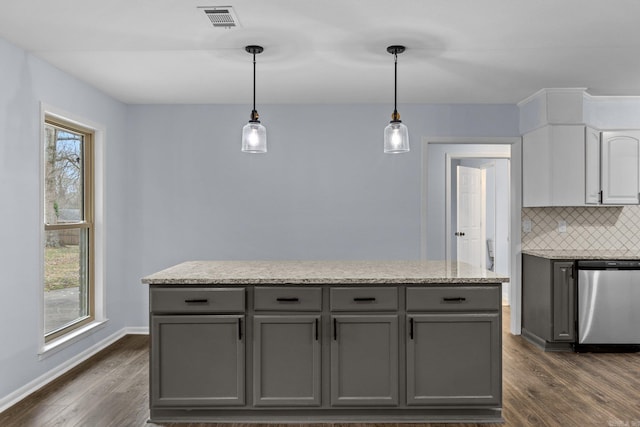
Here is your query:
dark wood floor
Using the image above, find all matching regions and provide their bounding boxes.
[2,308,639,427]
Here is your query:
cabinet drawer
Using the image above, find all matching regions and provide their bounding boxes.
[254,287,322,311]
[406,286,499,312]
[150,288,245,313]
[330,287,397,311]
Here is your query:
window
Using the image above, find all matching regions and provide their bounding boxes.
[43,116,94,342]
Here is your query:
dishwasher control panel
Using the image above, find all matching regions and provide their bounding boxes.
[577,260,640,269]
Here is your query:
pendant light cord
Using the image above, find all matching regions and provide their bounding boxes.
[394,51,398,114]
[252,52,257,114]
[245,45,263,123]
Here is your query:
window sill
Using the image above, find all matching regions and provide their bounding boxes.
[39,319,109,360]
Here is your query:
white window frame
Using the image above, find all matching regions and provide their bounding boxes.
[39,103,107,357]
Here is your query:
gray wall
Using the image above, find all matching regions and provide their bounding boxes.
[0,30,520,405]
[0,37,129,401]
[125,104,519,325]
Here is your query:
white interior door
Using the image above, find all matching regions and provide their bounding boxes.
[456,166,486,269]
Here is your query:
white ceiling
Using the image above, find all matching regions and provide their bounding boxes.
[2,0,640,104]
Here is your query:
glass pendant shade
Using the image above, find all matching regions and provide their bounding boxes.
[242,121,267,153]
[384,120,410,153]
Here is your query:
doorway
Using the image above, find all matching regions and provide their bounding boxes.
[448,157,510,305]
[421,138,522,335]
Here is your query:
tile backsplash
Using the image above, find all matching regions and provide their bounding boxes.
[521,206,640,250]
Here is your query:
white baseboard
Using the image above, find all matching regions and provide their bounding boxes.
[125,326,149,335]
[0,327,147,413]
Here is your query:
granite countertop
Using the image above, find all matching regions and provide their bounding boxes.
[141,260,509,285]
[522,249,640,260]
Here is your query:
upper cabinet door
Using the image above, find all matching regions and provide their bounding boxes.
[549,125,586,206]
[522,126,552,207]
[601,131,640,205]
[522,125,587,207]
[584,127,601,204]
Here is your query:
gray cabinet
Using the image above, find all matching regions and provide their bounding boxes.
[552,262,575,341]
[330,315,399,406]
[522,254,575,350]
[254,287,322,311]
[405,286,501,406]
[151,314,245,407]
[330,287,398,311]
[150,287,246,408]
[407,313,500,405]
[148,284,503,422]
[253,315,321,406]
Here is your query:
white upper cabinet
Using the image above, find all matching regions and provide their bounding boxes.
[524,127,640,207]
[520,89,640,206]
[523,125,587,207]
[601,131,640,205]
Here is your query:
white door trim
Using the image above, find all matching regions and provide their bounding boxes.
[421,137,523,335]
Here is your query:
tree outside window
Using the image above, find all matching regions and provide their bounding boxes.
[44,119,94,340]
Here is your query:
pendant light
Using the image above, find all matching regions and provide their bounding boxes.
[384,45,410,154]
[241,45,267,153]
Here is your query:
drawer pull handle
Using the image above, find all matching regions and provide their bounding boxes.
[442,297,466,303]
[184,299,208,304]
[353,297,376,302]
[276,297,300,302]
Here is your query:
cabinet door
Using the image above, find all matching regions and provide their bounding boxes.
[253,315,321,406]
[523,126,552,207]
[151,315,245,407]
[553,262,575,341]
[550,125,587,206]
[585,127,601,204]
[523,125,587,207]
[330,315,398,406]
[406,313,501,406]
[601,131,640,204]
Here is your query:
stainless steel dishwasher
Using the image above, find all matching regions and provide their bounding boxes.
[576,260,640,351]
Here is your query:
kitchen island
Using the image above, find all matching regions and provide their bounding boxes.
[143,260,508,423]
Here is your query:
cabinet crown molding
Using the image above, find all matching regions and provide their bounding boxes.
[519,88,588,134]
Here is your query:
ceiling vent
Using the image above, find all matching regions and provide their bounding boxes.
[200,6,240,29]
